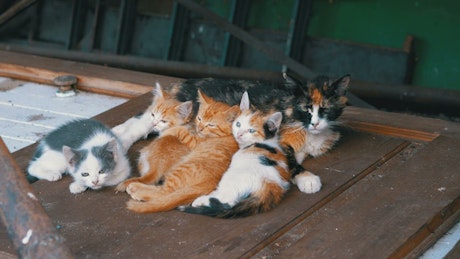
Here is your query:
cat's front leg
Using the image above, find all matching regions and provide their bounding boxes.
[69,182,88,194]
[162,126,197,149]
[292,171,322,194]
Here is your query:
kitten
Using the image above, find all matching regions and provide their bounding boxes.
[112,82,193,151]
[120,91,240,213]
[170,74,350,194]
[179,92,291,218]
[27,119,131,194]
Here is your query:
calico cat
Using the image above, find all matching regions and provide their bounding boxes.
[119,91,240,213]
[112,82,193,151]
[170,74,350,194]
[27,119,131,194]
[179,92,291,218]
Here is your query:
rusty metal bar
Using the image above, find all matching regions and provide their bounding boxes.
[0,138,74,258]
[176,0,316,80]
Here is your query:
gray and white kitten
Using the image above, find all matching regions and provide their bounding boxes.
[27,119,131,194]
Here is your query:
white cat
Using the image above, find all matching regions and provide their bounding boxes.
[27,119,131,194]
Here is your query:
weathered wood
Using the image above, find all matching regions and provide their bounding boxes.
[255,137,460,258]
[0,138,74,258]
[0,58,459,258]
[0,51,181,98]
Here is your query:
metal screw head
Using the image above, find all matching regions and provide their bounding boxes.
[53,75,78,86]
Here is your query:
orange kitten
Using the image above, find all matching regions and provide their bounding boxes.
[112,82,193,151]
[122,91,240,213]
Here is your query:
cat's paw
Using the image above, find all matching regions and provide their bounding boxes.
[29,170,62,182]
[126,182,152,201]
[293,172,322,194]
[69,182,88,194]
[44,172,63,182]
[115,181,130,192]
[191,196,211,207]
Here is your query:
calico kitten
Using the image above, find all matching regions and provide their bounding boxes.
[27,119,131,194]
[112,82,193,151]
[179,92,291,218]
[120,91,240,213]
[170,74,350,194]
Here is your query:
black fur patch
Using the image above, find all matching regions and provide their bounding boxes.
[263,122,277,139]
[259,155,277,166]
[284,145,306,177]
[254,143,277,154]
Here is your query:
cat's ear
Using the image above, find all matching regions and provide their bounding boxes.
[331,74,350,96]
[265,112,283,132]
[106,139,118,162]
[152,82,164,101]
[62,146,78,167]
[176,101,193,120]
[197,90,211,105]
[225,105,241,122]
[239,91,250,111]
[283,72,303,90]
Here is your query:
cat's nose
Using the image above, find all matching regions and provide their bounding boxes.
[92,180,99,185]
[311,122,319,128]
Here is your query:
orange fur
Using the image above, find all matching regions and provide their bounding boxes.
[125,91,240,213]
[115,136,190,191]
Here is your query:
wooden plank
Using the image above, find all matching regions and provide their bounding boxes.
[342,106,460,140]
[255,136,460,258]
[0,50,182,98]
[0,127,407,257]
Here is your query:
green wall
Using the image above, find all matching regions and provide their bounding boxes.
[307,0,459,90]
[207,0,459,90]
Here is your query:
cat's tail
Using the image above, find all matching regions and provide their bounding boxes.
[180,181,288,218]
[126,187,205,213]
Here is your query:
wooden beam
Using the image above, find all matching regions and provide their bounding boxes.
[0,51,182,98]
[0,138,74,258]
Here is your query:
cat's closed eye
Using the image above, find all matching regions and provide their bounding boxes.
[81,172,89,177]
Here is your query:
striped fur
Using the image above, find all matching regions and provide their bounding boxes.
[120,91,240,213]
[179,92,290,218]
[170,74,350,194]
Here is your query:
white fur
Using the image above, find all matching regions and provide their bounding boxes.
[192,93,289,208]
[28,132,131,194]
[112,111,156,151]
[28,146,67,181]
[292,108,339,194]
[192,146,290,208]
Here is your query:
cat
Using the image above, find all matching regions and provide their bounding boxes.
[170,74,350,194]
[179,92,291,218]
[112,82,193,151]
[118,90,240,213]
[27,119,131,194]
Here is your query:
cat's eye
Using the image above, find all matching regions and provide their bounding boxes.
[151,113,155,117]
[81,172,89,177]
[249,129,256,133]
[236,121,241,127]
[99,170,105,174]
[160,120,167,123]
[207,123,216,127]
[197,116,202,121]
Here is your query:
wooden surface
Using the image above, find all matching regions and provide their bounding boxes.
[0,54,459,258]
